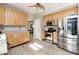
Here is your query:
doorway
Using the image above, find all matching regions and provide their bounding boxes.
[28,21,34,40]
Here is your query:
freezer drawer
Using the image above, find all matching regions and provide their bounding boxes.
[63,43,73,52]
[58,41,78,53]
[63,43,78,53]
[58,37,77,45]
[57,41,63,48]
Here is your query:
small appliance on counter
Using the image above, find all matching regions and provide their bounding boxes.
[0,31,8,55]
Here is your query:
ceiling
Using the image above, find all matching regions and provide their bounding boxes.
[6,3,77,16]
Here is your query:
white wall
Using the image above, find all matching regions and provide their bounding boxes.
[33,18,42,40]
[29,14,42,40]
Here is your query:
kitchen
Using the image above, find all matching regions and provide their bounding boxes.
[0,3,79,55]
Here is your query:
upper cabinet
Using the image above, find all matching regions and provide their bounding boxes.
[0,6,5,25]
[43,6,78,26]
[5,7,13,25]
[5,7,28,26]
[0,6,28,26]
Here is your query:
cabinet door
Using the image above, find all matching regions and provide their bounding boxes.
[19,13,28,26]
[12,34,21,46]
[13,12,20,25]
[7,33,13,47]
[10,8,16,25]
[17,32,30,44]
[5,8,16,25]
[41,32,45,40]
[0,7,5,25]
[23,14,28,25]
[53,32,57,44]
[5,7,28,26]
[12,32,30,47]
[12,12,18,26]
[23,32,30,42]
[5,7,12,25]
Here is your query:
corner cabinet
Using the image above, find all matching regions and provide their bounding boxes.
[0,6,28,26]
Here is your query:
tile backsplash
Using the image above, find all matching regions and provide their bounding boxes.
[1,26,27,33]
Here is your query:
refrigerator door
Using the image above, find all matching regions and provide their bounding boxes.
[58,15,78,54]
[64,16,77,39]
[77,4,79,54]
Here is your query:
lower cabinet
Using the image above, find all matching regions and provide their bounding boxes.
[41,32,45,40]
[7,33,13,47]
[53,32,57,44]
[7,32,30,47]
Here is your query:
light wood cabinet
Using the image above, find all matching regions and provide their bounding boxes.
[0,6,5,25]
[5,7,12,25]
[41,32,45,40]
[0,6,28,26]
[7,33,13,47]
[53,32,57,43]
[5,7,28,26]
[7,32,30,47]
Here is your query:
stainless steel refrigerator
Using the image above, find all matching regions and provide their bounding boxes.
[57,14,78,54]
